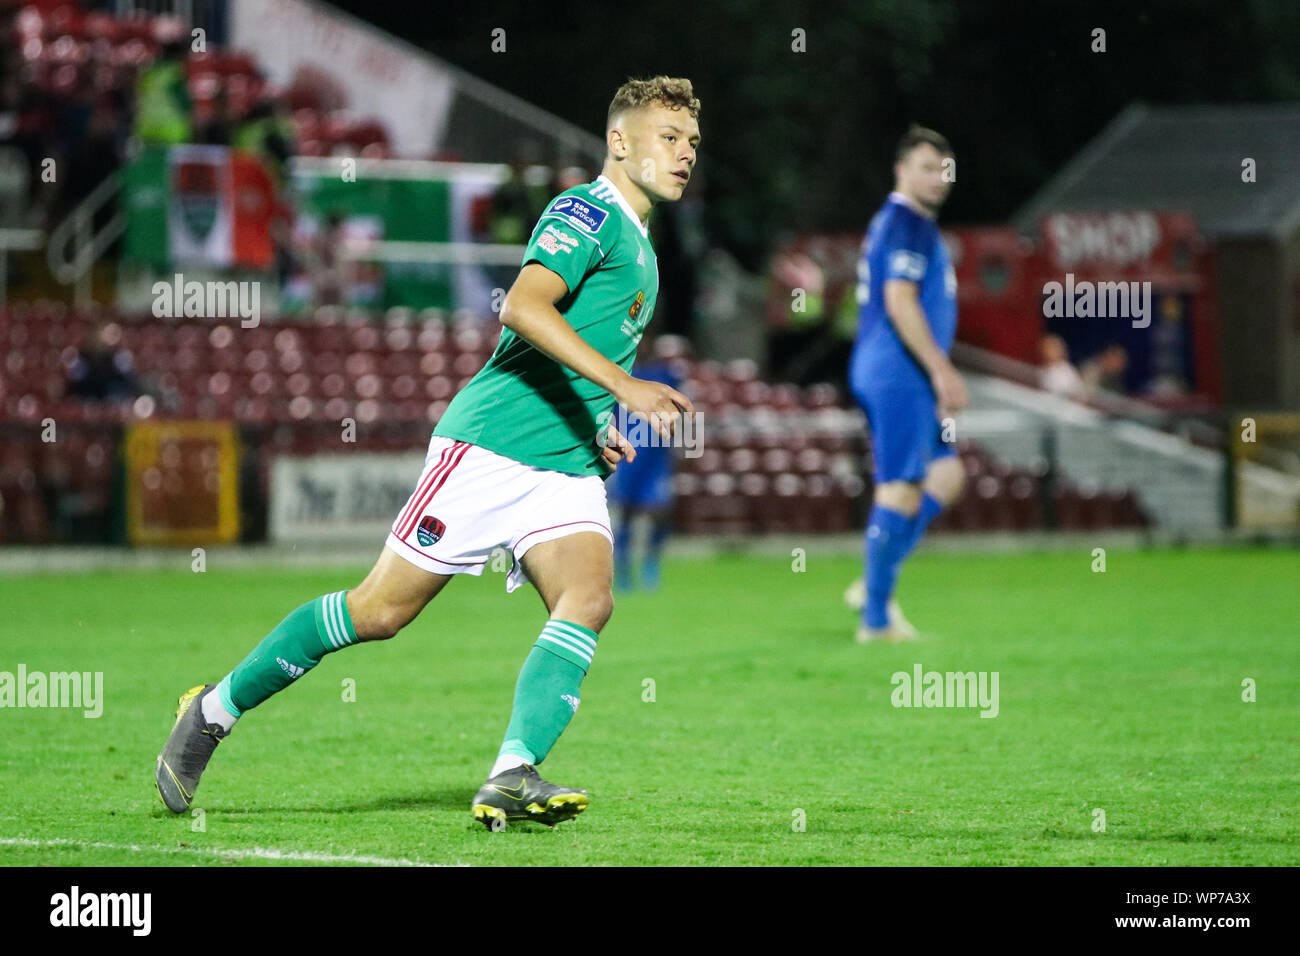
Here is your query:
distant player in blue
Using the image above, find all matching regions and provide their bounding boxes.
[846,126,969,642]
[608,335,681,590]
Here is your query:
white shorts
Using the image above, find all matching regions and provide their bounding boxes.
[385,435,613,593]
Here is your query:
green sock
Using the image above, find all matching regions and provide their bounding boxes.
[216,590,358,717]
[497,619,599,766]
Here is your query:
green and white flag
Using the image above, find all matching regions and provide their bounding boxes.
[168,145,234,268]
[121,145,276,272]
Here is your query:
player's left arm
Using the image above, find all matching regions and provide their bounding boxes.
[501,263,635,400]
[879,219,967,413]
[884,278,968,413]
[500,264,692,438]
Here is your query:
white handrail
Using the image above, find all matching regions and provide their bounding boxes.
[338,239,526,267]
[46,172,123,306]
[950,339,1224,446]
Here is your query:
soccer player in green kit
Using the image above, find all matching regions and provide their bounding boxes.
[155,77,700,829]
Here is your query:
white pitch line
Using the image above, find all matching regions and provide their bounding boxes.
[0,837,465,867]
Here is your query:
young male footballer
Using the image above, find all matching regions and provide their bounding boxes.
[155,77,700,828]
[846,126,968,642]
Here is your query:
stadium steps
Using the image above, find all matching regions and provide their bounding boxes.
[960,373,1222,530]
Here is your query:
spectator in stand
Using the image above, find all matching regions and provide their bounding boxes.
[765,242,826,383]
[196,86,235,146]
[1080,342,1129,394]
[5,79,58,226]
[234,96,295,187]
[55,74,96,169]
[306,211,347,307]
[489,143,547,244]
[1039,333,1084,397]
[133,37,193,145]
[65,323,143,402]
[1144,373,1188,400]
[55,101,124,222]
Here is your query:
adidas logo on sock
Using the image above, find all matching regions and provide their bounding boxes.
[561,694,580,714]
[277,657,305,680]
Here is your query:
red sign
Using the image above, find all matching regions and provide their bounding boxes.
[1040,210,1201,275]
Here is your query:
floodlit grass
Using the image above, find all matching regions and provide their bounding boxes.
[1,547,1296,865]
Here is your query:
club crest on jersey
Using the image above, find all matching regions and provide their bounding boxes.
[622,290,649,338]
[416,515,446,547]
[546,195,608,234]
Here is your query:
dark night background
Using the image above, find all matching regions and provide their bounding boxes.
[330,0,1300,267]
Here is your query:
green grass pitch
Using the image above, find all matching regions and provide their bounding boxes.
[1,546,1296,866]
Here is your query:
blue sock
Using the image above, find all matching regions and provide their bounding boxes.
[864,504,915,629]
[902,492,944,558]
[643,517,670,588]
[614,517,634,588]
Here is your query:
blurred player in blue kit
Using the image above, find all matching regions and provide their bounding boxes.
[607,334,685,591]
[846,126,968,642]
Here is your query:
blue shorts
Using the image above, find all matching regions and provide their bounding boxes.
[851,383,956,484]
[607,468,674,509]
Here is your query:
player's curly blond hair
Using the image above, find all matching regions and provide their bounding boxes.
[606,76,701,128]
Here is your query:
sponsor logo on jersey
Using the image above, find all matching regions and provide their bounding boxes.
[416,515,446,547]
[537,232,569,255]
[537,223,578,255]
[889,249,927,281]
[546,195,608,233]
[545,224,579,247]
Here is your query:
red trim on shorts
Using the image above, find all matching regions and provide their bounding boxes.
[513,520,613,552]
[388,532,487,568]
[397,440,471,540]
[395,441,453,535]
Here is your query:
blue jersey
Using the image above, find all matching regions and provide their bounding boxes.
[606,360,678,507]
[851,193,957,392]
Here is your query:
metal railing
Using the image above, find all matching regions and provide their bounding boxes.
[46,173,125,308]
[946,341,1246,529]
[951,340,1225,449]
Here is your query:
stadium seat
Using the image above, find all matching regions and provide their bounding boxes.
[726,447,759,474]
[1007,473,1040,530]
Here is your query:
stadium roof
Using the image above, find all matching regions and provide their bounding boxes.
[1013,102,1300,240]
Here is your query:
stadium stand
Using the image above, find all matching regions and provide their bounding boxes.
[0,3,1168,545]
[3,0,392,237]
[0,299,1155,544]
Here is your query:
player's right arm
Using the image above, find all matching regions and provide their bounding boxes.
[500,263,692,438]
[883,279,967,412]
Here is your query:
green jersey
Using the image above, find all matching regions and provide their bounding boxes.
[433,175,659,476]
